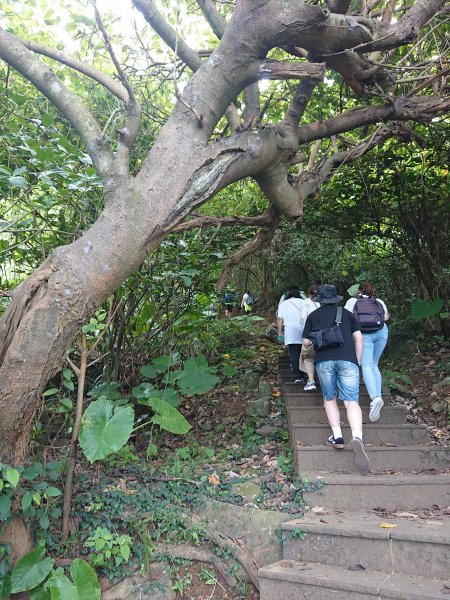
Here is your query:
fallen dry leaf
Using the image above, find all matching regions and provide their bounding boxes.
[379,522,398,528]
[208,471,220,485]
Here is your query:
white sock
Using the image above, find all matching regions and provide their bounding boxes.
[371,396,383,403]
[352,430,363,441]
[332,426,343,439]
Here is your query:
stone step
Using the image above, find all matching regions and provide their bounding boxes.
[294,445,450,473]
[291,423,428,446]
[288,405,407,425]
[285,393,374,407]
[300,472,450,511]
[259,560,450,600]
[281,511,450,581]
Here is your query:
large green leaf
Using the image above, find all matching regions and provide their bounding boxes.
[177,371,218,395]
[0,574,11,600]
[146,397,190,434]
[70,559,100,600]
[10,544,53,593]
[30,583,51,599]
[0,495,11,521]
[79,398,134,463]
[411,298,444,320]
[177,356,218,395]
[49,575,79,600]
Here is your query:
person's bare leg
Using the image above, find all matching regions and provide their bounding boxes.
[344,400,370,472]
[324,399,344,448]
[343,400,363,437]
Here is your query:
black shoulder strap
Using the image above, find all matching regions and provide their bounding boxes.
[335,306,343,325]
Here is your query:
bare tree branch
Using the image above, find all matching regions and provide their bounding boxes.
[133,0,240,128]
[197,0,227,38]
[216,206,280,291]
[297,95,450,145]
[327,0,352,15]
[283,79,320,130]
[132,0,202,71]
[19,39,129,102]
[172,213,272,233]
[93,2,141,175]
[0,29,116,185]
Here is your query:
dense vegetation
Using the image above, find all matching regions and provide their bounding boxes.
[0,0,449,597]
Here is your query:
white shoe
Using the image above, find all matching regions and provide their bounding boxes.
[369,397,384,422]
[351,437,370,472]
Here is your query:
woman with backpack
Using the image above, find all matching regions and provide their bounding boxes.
[344,282,389,422]
[241,291,253,314]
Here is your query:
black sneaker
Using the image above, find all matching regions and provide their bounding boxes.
[327,435,345,449]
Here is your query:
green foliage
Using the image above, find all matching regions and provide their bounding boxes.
[411,298,444,321]
[383,370,413,391]
[0,540,100,600]
[0,461,63,532]
[83,527,132,569]
[79,398,135,463]
[10,542,53,594]
[48,559,100,600]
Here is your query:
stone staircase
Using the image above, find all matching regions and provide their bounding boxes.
[259,354,450,599]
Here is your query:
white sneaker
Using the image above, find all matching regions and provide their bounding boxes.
[304,380,317,391]
[369,397,384,422]
[351,437,370,472]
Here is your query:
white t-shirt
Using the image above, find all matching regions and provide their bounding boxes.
[299,297,320,327]
[344,296,389,320]
[278,298,304,345]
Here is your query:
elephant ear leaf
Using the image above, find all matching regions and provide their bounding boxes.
[146,396,190,435]
[10,543,53,593]
[79,398,134,462]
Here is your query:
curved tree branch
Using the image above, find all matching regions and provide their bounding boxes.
[172,213,273,233]
[133,0,240,128]
[216,206,280,291]
[19,39,129,102]
[0,29,116,187]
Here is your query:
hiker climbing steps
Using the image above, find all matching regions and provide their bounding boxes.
[258,354,450,600]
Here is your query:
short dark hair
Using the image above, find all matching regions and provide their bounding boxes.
[287,288,301,299]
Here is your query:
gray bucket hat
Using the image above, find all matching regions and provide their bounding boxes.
[312,284,343,304]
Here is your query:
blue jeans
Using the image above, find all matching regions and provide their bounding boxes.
[361,324,388,398]
[316,360,360,402]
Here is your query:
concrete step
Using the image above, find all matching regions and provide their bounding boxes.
[259,560,450,600]
[281,511,450,581]
[300,472,450,511]
[291,423,428,446]
[288,405,407,425]
[285,390,374,406]
[295,445,450,473]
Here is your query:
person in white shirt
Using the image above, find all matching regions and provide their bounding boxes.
[299,284,320,391]
[277,287,305,383]
[344,282,389,422]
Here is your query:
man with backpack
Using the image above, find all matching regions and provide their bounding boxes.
[345,282,389,422]
[302,284,369,472]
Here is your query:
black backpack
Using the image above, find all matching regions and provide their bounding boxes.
[353,296,385,332]
[246,293,254,306]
